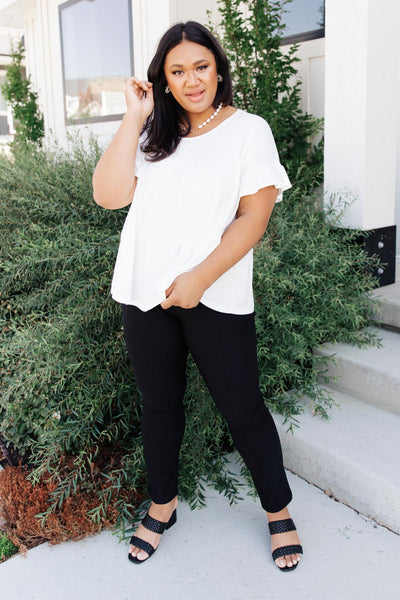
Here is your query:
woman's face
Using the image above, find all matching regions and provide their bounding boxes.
[163,40,219,119]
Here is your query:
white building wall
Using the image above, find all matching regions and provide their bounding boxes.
[397,97,400,256]
[171,0,218,25]
[395,24,400,256]
[324,0,398,237]
[0,24,22,54]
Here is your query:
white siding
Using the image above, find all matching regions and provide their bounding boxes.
[292,38,325,120]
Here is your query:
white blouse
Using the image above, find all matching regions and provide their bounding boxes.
[111,108,291,314]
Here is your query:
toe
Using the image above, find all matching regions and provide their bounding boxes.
[276,556,287,568]
[136,550,149,561]
[276,553,300,569]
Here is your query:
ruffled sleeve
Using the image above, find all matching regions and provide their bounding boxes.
[238,117,291,202]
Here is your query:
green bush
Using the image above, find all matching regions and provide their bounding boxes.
[0,39,44,147]
[0,533,18,561]
[0,132,379,534]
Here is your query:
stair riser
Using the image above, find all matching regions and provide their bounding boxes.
[370,303,400,330]
[276,424,400,534]
[315,354,400,416]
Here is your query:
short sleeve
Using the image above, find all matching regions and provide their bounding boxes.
[238,118,291,202]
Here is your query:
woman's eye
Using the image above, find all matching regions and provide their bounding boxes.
[172,70,183,76]
[197,65,208,71]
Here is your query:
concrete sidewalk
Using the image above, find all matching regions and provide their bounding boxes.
[1,465,398,600]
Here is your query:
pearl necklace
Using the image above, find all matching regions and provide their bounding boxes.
[183,103,223,134]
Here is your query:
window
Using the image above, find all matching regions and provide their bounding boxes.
[59,0,133,124]
[281,0,325,45]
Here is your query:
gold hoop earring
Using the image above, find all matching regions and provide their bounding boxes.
[165,85,171,94]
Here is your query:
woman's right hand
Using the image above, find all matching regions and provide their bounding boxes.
[124,77,154,122]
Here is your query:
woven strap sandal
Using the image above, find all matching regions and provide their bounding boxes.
[268,518,303,572]
[128,509,177,564]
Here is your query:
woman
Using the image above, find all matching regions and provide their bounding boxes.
[92,21,302,572]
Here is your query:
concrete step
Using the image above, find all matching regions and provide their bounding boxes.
[273,387,400,534]
[370,280,400,330]
[314,326,400,415]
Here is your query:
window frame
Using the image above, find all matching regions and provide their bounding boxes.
[58,0,134,126]
[280,1,325,46]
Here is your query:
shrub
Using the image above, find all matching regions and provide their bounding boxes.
[0,454,142,552]
[0,131,379,539]
[0,533,18,561]
[0,39,44,148]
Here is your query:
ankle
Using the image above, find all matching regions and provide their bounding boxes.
[266,506,290,522]
[149,497,178,518]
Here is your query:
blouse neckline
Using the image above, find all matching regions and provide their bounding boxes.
[180,108,240,141]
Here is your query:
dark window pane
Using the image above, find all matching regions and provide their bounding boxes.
[0,115,9,135]
[282,0,324,38]
[0,75,8,112]
[59,0,133,123]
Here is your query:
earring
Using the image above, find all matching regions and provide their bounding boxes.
[217,74,223,82]
[165,85,171,94]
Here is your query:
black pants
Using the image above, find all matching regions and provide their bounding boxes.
[121,301,292,513]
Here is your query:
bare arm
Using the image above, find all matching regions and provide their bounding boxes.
[92,78,153,210]
[160,185,279,309]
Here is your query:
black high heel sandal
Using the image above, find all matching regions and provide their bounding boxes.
[128,509,177,564]
[268,518,303,572]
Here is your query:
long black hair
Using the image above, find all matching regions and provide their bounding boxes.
[141,21,233,161]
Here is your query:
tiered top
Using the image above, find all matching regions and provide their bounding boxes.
[111,109,291,314]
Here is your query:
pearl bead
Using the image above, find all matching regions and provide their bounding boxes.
[189,103,223,133]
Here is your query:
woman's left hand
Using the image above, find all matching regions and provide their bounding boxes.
[160,271,208,310]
